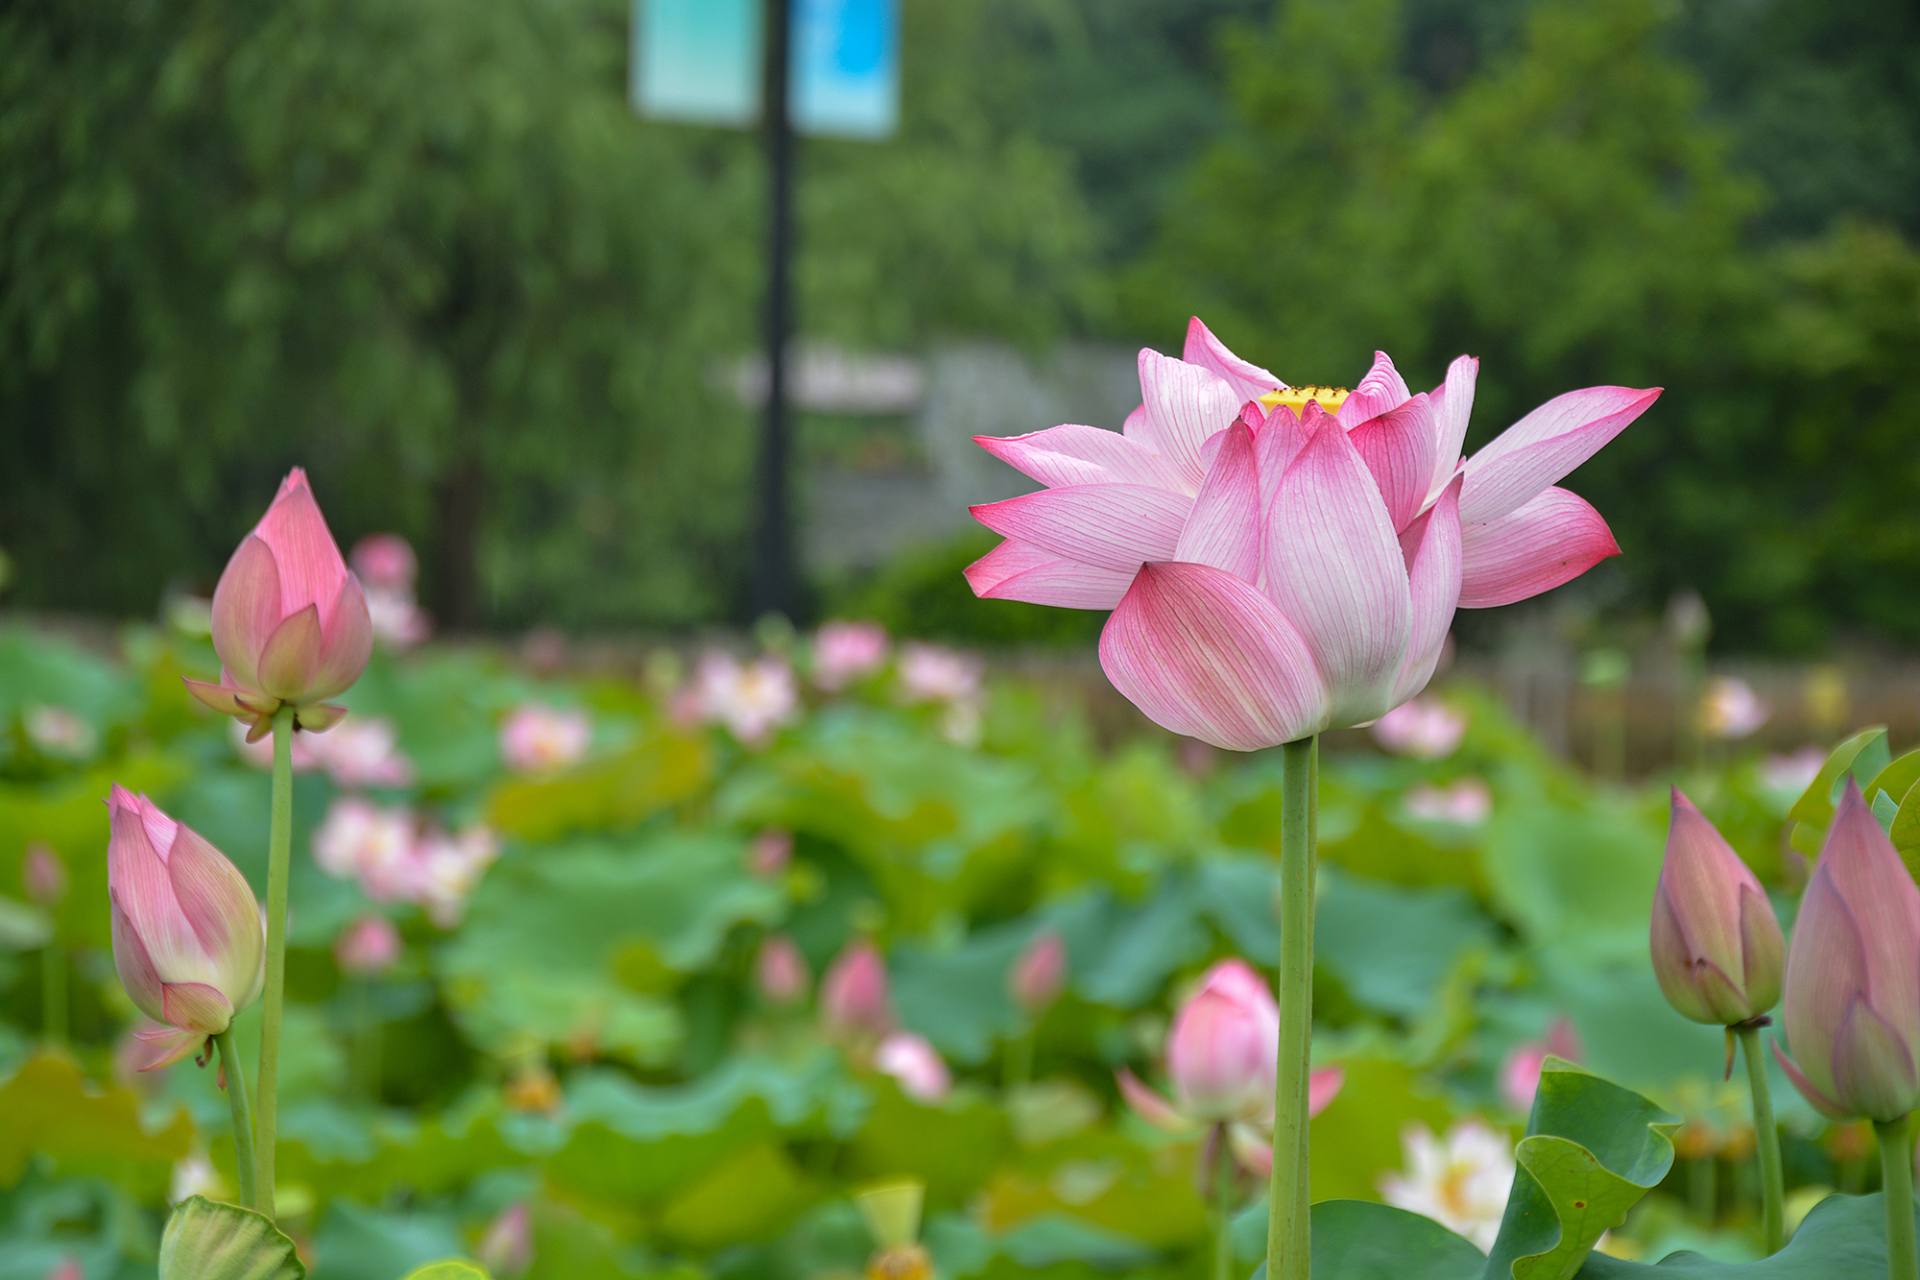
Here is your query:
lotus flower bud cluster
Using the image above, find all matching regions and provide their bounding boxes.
[1649,790,1785,1026]
[1776,784,1920,1122]
[186,469,372,738]
[106,787,264,1069]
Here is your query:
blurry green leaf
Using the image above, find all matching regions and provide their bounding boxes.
[1862,748,1920,810]
[1308,1055,1461,1202]
[658,1142,811,1248]
[1578,1191,1910,1275]
[1482,793,1665,964]
[1313,871,1496,1019]
[1486,1060,1678,1280]
[1248,1199,1485,1279]
[159,1196,305,1280]
[978,1128,1205,1249]
[399,1263,490,1280]
[0,1052,194,1197]
[311,1200,464,1280]
[486,730,713,842]
[0,897,52,951]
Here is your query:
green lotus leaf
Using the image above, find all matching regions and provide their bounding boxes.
[1578,1191,1913,1276]
[158,1197,305,1280]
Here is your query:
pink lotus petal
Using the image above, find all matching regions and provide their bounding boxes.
[1336,351,1411,427]
[1389,478,1463,707]
[254,468,352,629]
[1262,411,1411,724]
[1427,356,1479,501]
[964,539,1135,610]
[254,605,325,702]
[1117,1068,1191,1132]
[182,678,253,719]
[1183,316,1282,404]
[310,574,374,701]
[1173,420,1262,582]
[109,900,166,1021]
[1459,386,1660,523]
[161,981,233,1035]
[1136,349,1242,488]
[970,484,1190,574]
[1350,393,1438,533]
[129,1024,207,1072]
[1457,487,1619,608]
[1308,1065,1345,1116]
[1098,562,1329,752]
[209,536,282,689]
[974,424,1188,492]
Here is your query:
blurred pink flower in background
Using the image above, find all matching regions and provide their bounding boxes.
[966,319,1657,750]
[234,715,413,787]
[1380,1121,1516,1252]
[1403,779,1493,826]
[499,703,591,773]
[1499,1017,1582,1113]
[1759,747,1824,798]
[23,842,66,907]
[821,941,894,1043]
[350,534,417,592]
[1699,676,1769,740]
[813,620,889,690]
[876,1031,951,1101]
[747,829,793,878]
[334,915,402,977]
[24,705,96,758]
[898,643,982,705]
[45,1259,82,1280]
[410,825,500,928]
[687,652,799,745]
[312,797,497,927]
[1371,697,1467,759]
[476,1203,533,1278]
[756,934,810,1005]
[1009,932,1067,1014]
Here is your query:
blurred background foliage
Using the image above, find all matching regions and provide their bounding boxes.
[3,0,1918,650]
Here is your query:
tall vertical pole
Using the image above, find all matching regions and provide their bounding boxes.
[750,0,797,619]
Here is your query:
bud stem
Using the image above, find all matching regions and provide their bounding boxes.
[1879,1114,1917,1280]
[1734,1024,1784,1253]
[41,939,66,1049]
[214,1028,258,1210]
[1213,1123,1238,1280]
[1265,734,1317,1280]
[252,705,295,1218]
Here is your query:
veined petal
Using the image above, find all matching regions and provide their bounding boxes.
[165,825,262,1006]
[964,540,1134,610]
[255,605,325,701]
[1388,478,1462,707]
[1252,404,1314,513]
[1820,785,1920,1043]
[1457,488,1619,608]
[307,574,372,701]
[1831,997,1920,1121]
[182,678,254,719]
[970,484,1190,573]
[1173,421,1262,582]
[110,900,166,1022]
[1336,351,1411,427]
[1137,349,1242,488]
[107,794,203,984]
[1098,562,1328,751]
[210,535,282,690]
[1349,393,1438,532]
[1783,866,1871,1101]
[1773,1042,1851,1119]
[297,703,349,733]
[1182,316,1282,404]
[974,424,1189,492]
[254,469,351,625]
[162,981,234,1035]
[129,1024,208,1072]
[1427,356,1478,502]
[1460,386,1660,523]
[1263,411,1412,725]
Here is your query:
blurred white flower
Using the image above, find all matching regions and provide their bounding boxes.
[813,620,890,691]
[500,703,591,773]
[1372,698,1466,759]
[413,824,500,928]
[1404,779,1492,826]
[689,652,798,745]
[1699,676,1768,740]
[1380,1121,1515,1252]
[1760,746,1824,798]
[170,1150,219,1204]
[25,705,96,759]
[875,1031,951,1102]
[365,585,432,650]
[313,797,416,884]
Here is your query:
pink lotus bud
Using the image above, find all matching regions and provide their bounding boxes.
[185,468,372,734]
[813,620,889,690]
[822,941,894,1041]
[334,915,402,977]
[45,1260,83,1280]
[1166,959,1281,1122]
[747,829,793,878]
[476,1203,533,1278]
[1776,783,1920,1121]
[23,842,66,907]
[1650,790,1784,1026]
[875,1031,951,1101]
[106,787,264,1070]
[1009,932,1067,1013]
[756,934,810,1005]
[349,533,417,592]
[1499,1017,1581,1112]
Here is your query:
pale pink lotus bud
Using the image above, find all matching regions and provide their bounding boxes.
[1166,959,1281,1122]
[349,533,417,592]
[875,1031,951,1101]
[334,916,402,977]
[476,1203,533,1278]
[499,704,591,773]
[106,787,264,1070]
[813,620,889,690]
[747,829,793,878]
[757,934,810,1005]
[1650,790,1784,1026]
[1499,1017,1581,1112]
[1009,932,1067,1013]
[185,468,372,734]
[822,941,894,1041]
[23,842,66,907]
[1776,783,1920,1121]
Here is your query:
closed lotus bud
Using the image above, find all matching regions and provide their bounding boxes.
[476,1203,532,1278]
[1167,959,1281,1122]
[24,842,66,907]
[1649,789,1785,1025]
[106,787,264,1070]
[334,915,401,977]
[1776,783,1920,1121]
[822,940,894,1041]
[1009,931,1067,1013]
[185,468,371,736]
[756,934,810,1005]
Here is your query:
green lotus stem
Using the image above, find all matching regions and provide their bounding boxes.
[1214,1123,1237,1280]
[1266,734,1317,1280]
[1879,1114,1917,1280]
[42,940,66,1048]
[214,1028,258,1210]
[1735,1024,1784,1253]
[253,704,295,1217]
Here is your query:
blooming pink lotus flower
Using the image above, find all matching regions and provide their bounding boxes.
[1650,790,1784,1026]
[756,934,810,1005]
[1500,1017,1582,1113]
[186,468,372,738]
[476,1203,533,1278]
[1775,783,1920,1121]
[967,319,1658,749]
[687,652,799,745]
[813,620,890,690]
[105,787,264,1069]
[1371,698,1467,759]
[23,842,66,907]
[1118,960,1343,1174]
[875,1031,952,1101]
[499,703,591,773]
[822,940,895,1042]
[334,915,402,977]
[1009,932,1067,1013]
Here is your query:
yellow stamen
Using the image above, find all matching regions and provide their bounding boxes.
[1257,385,1350,417]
